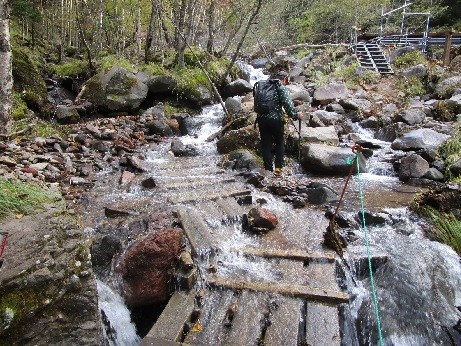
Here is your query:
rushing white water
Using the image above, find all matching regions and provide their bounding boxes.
[97,280,141,346]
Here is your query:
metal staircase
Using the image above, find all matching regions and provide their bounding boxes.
[354,41,393,74]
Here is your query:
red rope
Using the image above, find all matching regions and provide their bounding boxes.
[0,232,8,257]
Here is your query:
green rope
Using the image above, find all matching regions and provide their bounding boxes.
[355,152,384,346]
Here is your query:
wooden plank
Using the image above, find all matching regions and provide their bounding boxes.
[232,247,335,263]
[143,291,196,342]
[264,297,301,346]
[206,277,349,304]
[177,206,217,255]
[223,291,267,346]
[140,337,184,346]
[305,302,341,346]
[169,188,252,204]
[183,289,234,345]
[215,197,245,222]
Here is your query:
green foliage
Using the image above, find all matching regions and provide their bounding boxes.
[50,59,88,78]
[438,127,461,180]
[12,93,29,121]
[163,102,189,116]
[391,51,427,71]
[0,179,55,220]
[171,67,210,98]
[12,116,69,138]
[395,75,426,101]
[98,55,135,73]
[336,62,379,88]
[11,0,43,22]
[141,63,167,76]
[420,207,461,256]
[292,0,379,43]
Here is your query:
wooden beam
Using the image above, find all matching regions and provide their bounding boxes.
[443,30,453,66]
[231,247,335,263]
[206,277,349,304]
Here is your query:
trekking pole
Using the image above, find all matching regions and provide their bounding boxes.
[0,232,9,268]
[298,118,302,161]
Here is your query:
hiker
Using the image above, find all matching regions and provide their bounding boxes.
[255,71,303,175]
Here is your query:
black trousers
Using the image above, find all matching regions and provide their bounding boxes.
[257,116,285,171]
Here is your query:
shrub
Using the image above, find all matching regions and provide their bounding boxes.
[420,207,461,256]
[395,75,426,101]
[12,93,28,121]
[50,59,88,78]
[97,55,135,72]
[392,50,427,70]
[438,126,461,180]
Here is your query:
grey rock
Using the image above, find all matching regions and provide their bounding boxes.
[391,129,450,151]
[399,154,430,180]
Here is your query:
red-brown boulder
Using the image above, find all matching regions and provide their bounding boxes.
[120,228,183,307]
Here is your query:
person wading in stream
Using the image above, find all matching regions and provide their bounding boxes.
[254,71,303,175]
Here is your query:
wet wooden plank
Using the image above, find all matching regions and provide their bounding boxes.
[143,291,196,343]
[169,186,252,204]
[206,277,349,304]
[223,291,267,346]
[305,302,341,346]
[232,247,335,263]
[140,337,184,346]
[177,206,217,254]
[215,197,245,222]
[183,289,234,345]
[264,296,301,346]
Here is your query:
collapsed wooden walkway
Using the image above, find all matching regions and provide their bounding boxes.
[141,153,349,346]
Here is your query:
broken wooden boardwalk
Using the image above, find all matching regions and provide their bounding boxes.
[141,152,349,346]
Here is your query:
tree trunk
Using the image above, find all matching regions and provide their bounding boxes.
[206,0,216,53]
[175,0,188,68]
[0,0,12,136]
[145,0,160,63]
[221,0,264,85]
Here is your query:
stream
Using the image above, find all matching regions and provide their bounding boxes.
[82,64,461,346]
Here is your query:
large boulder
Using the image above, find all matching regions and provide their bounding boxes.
[391,129,450,151]
[298,125,339,145]
[398,154,430,180]
[216,127,259,154]
[121,228,183,307]
[137,72,176,94]
[397,108,426,125]
[140,104,173,136]
[313,82,349,105]
[285,84,311,103]
[435,76,461,99]
[300,143,367,175]
[76,67,148,113]
[222,79,253,97]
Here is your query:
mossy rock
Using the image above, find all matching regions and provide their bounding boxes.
[433,99,461,121]
[12,47,50,116]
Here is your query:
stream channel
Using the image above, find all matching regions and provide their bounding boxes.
[80,64,461,346]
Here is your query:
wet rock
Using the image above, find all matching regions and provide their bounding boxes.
[104,205,139,218]
[449,159,461,177]
[141,177,157,189]
[347,245,388,280]
[300,143,367,175]
[170,140,198,157]
[226,149,260,171]
[399,154,430,180]
[127,155,149,172]
[119,170,136,186]
[223,79,253,97]
[242,207,278,233]
[299,182,338,205]
[90,235,122,273]
[137,73,176,94]
[216,127,260,155]
[225,97,242,115]
[356,211,390,226]
[120,228,183,306]
[250,58,268,68]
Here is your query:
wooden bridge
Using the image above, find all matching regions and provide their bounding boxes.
[139,153,349,346]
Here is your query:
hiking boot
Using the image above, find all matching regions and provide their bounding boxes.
[274,167,283,176]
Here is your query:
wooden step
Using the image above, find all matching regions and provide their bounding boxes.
[232,247,335,263]
[265,297,302,346]
[142,291,196,344]
[206,276,349,304]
